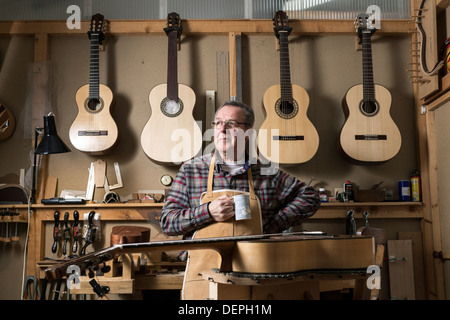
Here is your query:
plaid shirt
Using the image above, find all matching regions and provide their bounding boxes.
[160,153,320,237]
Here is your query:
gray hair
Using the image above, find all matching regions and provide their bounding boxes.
[215,100,255,127]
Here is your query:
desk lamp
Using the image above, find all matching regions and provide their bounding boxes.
[31,113,70,203]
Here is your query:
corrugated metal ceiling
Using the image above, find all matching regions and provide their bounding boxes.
[0,0,410,20]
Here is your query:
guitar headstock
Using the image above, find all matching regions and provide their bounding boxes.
[164,12,182,38]
[273,10,293,39]
[355,13,376,39]
[88,13,106,41]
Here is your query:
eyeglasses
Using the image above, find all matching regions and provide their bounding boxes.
[211,120,250,129]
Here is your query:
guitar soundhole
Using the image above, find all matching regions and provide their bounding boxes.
[161,97,183,117]
[360,100,379,117]
[275,99,298,119]
[85,97,104,113]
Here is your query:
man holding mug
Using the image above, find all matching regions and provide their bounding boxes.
[160,100,320,238]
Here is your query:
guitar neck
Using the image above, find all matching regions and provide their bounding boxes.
[362,31,375,102]
[167,30,179,101]
[45,233,271,280]
[89,33,100,99]
[279,31,293,102]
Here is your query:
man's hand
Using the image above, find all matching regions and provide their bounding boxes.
[208,195,235,221]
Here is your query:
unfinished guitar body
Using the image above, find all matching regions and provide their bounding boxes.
[339,84,401,163]
[69,84,118,155]
[140,83,202,165]
[259,84,319,165]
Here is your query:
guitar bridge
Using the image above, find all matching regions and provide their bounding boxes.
[78,130,108,136]
[355,134,387,140]
[273,135,304,141]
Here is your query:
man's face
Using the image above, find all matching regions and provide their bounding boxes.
[213,106,249,160]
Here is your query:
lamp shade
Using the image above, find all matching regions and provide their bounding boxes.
[34,114,71,155]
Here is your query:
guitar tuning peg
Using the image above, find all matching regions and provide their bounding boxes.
[100,263,111,274]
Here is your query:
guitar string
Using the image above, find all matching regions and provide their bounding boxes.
[362,31,374,136]
[279,31,291,134]
[89,33,100,129]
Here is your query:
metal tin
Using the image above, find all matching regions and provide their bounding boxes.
[398,180,411,201]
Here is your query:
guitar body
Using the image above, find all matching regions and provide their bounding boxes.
[339,83,401,163]
[183,223,375,300]
[141,83,202,164]
[0,103,15,141]
[182,222,234,300]
[69,83,118,155]
[259,84,319,164]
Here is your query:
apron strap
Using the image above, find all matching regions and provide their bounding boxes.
[206,154,256,200]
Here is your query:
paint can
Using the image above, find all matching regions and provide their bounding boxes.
[398,180,411,201]
[411,170,421,202]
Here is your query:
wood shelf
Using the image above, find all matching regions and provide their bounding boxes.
[0,19,411,36]
[0,201,423,220]
[316,201,423,219]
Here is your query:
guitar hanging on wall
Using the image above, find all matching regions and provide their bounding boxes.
[141,12,202,165]
[258,11,319,165]
[0,103,15,141]
[338,13,401,164]
[69,13,118,155]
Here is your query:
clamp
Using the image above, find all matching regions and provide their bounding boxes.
[62,212,71,256]
[72,210,80,254]
[51,211,60,253]
[80,211,97,256]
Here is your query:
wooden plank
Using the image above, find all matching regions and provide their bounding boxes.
[315,202,423,219]
[228,32,242,101]
[425,90,450,112]
[426,111,444,252]
[387,240,416,300]
[134,273,184,290]
[425,108,447,299]
[421,219,438,298]
[399,231,426,299]
[216,51,229,104]
[436,0,450,13]
[43,176,57,199]
[69,276,134,295]
[0,19,411,36]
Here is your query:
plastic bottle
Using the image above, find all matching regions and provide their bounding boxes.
[319,188,328,202]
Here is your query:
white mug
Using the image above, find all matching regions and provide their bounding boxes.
[233,194,252,220]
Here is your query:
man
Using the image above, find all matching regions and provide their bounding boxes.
[160,100,320,238]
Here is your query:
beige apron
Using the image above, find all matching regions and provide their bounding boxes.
[182,154,263,300]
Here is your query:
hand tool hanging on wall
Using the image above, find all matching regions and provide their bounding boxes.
[80,211,96,256]
[0,210,4,241]
[62,212,70,256]
[22,275,41,300]
[3,210,11,242]
[51,211,60,253]
[11,210,20,242]
[0,210,11,242]
[72,210,80,254]
[363,211,370,227]
[346,209,356,235]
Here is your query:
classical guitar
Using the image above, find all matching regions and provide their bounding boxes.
[258,11,319,165]
[141,12,202,165]
[338,13,401,163]
[0,103,15,141]
[69,14,118,155]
